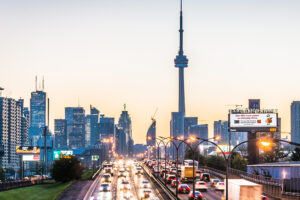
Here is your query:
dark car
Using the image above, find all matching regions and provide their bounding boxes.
[100,183,111,192]
[166,174,176,184]
[171,180,181,188]
[178,184,191,194]
[188,191,203,200]
[201,173,210,182]
[101,174,112,183]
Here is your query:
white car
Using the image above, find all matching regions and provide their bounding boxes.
[215,182,225,191]
[140,180,151,188]
[195,181,208,191]
[140,189,152,199]
[120,179,131,190]
[100,183,111,192]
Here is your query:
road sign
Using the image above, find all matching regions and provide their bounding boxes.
[92,155,99,161]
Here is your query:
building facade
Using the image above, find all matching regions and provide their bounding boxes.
[0,97,22,171]
[54,119,67,149]
[118,109,133,157]
[65,107,85,149]
[85,106,100,147]
[291,101,300,145]
[29,90,46,146]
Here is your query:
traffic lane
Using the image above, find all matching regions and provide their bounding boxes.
[117,167,139,200]
[133,169,160,199]
[88,171,114,200]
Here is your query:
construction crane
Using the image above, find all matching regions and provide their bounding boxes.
[151,108,158,122]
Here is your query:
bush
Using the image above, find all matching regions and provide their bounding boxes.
[231,153,247,172]
[51,156,82,182]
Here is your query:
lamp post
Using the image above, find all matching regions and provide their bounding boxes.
[189,136,300,200]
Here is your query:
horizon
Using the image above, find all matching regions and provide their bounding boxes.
[1,0,300,144]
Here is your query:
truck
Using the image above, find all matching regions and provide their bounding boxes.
[181,166,196,182]
[227,179,262,200]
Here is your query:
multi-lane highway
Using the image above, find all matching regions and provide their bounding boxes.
[85,160,160,200]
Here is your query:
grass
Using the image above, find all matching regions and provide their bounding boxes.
[81,169,94,180]
[0,181,73,200]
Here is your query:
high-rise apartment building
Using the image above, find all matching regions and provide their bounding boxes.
[291,101,300,145]
[189,124,208,140]
[54,119,67,149]
[184,117,198,139]
[0,97,22,171]
[65,107,85,149]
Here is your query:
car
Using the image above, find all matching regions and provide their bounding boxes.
[210,179,220,187]
[100,183,111,192]
[101,174,112,183]
[195,181,208,191]
[135,167,143,175]
[200,173,210,182]
[177,169,182,176]
[121,191,135,200]
[160,169,168,177]
[178,184,191,194]
[140,180,151,188]
[166,174,176,184]
[171,180,181,188]
[120,179,131,190]
[104,167,114,175]
[196,170,202,178]
[188,191,203,200]
[215,182,225,191]
[118,169,128,177]
[261,195,269,200]
[140,189,152,199]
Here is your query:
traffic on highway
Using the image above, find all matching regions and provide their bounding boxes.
[86,159,159,200]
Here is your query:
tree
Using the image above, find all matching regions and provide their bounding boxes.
[260,145,289,163]
[291,147,300,161]
[184,148,207,166]
[0,165,5,182]
[207,155,226,171]
[231,153,248,172]
[51,156,82,182]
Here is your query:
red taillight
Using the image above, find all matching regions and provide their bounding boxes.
[190,195,193,198]
[204,183,207,185]
[179,187,183,190]
[199,194,203,198]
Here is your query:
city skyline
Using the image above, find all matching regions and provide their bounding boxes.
[1,0,300,144]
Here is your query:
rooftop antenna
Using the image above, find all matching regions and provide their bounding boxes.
[0,87,4,97]
[35,76,37,91]
[42,76,44,91]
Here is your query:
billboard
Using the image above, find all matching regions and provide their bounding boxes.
[22,154,40,161]
[92,155,99,161]
[230,113,277,128]
[16,146,40,154]
[53,150,73,160]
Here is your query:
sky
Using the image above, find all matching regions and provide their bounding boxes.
[0,0,300,144]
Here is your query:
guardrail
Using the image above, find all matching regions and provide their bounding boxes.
[140,163,177,200]
[83,168,103,200]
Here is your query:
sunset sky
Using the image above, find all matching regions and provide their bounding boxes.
[1,0,300,144]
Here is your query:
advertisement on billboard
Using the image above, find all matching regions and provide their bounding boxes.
[92,155,99,161]
[22,154,40,161]
[53,150,73,160]
[16,146,40,154]
[230,113,277,128]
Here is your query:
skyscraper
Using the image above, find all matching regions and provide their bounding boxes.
[29,90,46,145]
[115,125,127,156]
[146,119,156,147]
[65,107,85,149]
[291,101,300,145]
[98,115,115,139]
[21,106,30,146]
[85,106,100,147]
[118,106,133,157]
[189,124,208,140]
[54,119,67,149]
[184,117,198,139]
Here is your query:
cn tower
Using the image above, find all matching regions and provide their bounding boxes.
[174,0,188,115]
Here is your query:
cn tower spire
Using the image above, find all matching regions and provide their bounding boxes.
[174,0,188,114]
